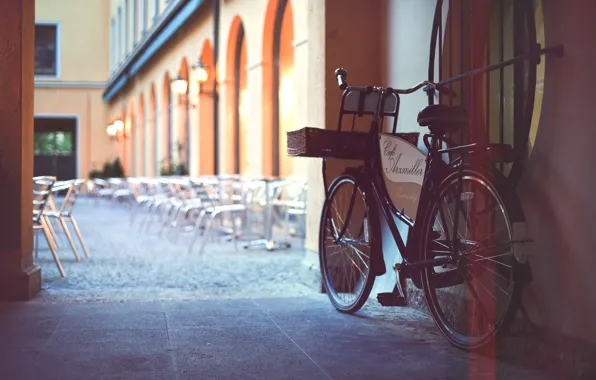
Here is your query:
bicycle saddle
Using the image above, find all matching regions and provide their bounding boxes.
[417,105,468,135]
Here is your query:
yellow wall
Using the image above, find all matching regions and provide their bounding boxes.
[34,0,111,178]
[36,0,110,82]
[106,0,319,181]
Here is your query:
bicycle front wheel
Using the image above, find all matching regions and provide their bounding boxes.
[420,169,521,350]
[319,174,376,313]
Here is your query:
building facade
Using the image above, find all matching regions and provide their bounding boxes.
[34,0,111,180]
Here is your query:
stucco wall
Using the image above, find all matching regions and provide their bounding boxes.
[107,0,319,181]
[36,0,110,83]
[34,0,111,178]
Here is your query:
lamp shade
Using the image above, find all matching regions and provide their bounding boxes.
[106,123,117,137]
[191,60,209,83]
[171,75,189,95]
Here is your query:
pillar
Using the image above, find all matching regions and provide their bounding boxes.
[0,0,41,300]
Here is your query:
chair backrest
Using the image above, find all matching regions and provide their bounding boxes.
[33,177,56,224]
[57,179,84,217]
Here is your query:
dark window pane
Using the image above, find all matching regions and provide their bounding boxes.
[35,24,58,76]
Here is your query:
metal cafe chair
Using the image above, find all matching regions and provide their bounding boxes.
[33,176,66,277]
[275,180,308,239]
[188,177,261,254]
[43,179,90,261]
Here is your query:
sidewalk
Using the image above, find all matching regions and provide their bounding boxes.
[1,296,556,380]
[1,196,567,379]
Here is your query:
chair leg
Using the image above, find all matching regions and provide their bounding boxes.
[285,207,291,240]
[130,202,139,227]
[199,212,219,254]
[188,209,208,254]
[45,215,61,249]
[59,217,81,262]
[69,217,90,258]
[41,218,65,277]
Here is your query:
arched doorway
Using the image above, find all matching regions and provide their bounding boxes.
[161,72,172,173]
[148,84,157,176]
[225,16,248,175]
[263,0,295,178]
[137,94,145,176]
[198,40,215,175]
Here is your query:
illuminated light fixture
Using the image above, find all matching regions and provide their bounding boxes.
[106,119,126,138]
[106,123,117,137]
[191,59,209,84]
[170,74,189,95]
[113,119,124,132]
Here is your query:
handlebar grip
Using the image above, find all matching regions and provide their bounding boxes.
[335,68,348,90]
[424,84,457,100]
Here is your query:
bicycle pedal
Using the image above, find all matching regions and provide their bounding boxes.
[377,292,407,307]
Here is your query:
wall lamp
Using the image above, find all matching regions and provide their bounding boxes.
[106,119,128,140]
[170,58,215,104]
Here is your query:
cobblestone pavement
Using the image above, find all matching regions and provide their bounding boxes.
[35,196,314,304]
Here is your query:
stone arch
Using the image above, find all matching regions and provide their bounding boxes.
[137,93,145,176]
[161,71,172,171]
[148,83,157,176]
[262,0,295,177]
[198,39,215,175]
[225,16,248,175]
[177,57,190,168]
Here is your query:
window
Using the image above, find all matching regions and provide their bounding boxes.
[133,0,139,45]
[429,0,539,183]
[110,18,116,71]
[34,23,59,77]
[34,131,73,155]
[154,0,160,20]
[118,7,123,63]
[125,0,130,54]
[142,0,148,34]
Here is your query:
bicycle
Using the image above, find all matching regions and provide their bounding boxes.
[287,44,562,350]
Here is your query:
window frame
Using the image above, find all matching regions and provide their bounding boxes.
[133,0,139,46]
[34,21,61,79]
[153,0,160,22]
[110,17,116,72]
[124,0,130,55]
[118,6,123,64]
[142,0,148,37]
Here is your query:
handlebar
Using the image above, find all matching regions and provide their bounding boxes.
[335,68,348,90]
[334,67,456,98]
[334,43,564,99]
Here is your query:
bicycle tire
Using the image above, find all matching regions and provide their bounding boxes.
[419,168,523,350]
[319,173,378,313]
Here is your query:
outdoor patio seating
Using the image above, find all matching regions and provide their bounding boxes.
[32,176,65,277]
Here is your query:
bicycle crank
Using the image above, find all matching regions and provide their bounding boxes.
[376,263,408,307]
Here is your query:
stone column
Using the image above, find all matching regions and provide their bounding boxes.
[0,0,41,300]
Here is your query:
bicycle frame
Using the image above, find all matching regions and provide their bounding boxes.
[359,92,458,272]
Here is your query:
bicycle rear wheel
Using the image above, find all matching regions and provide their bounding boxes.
[319,174,376,313]
[420,169,522,350]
